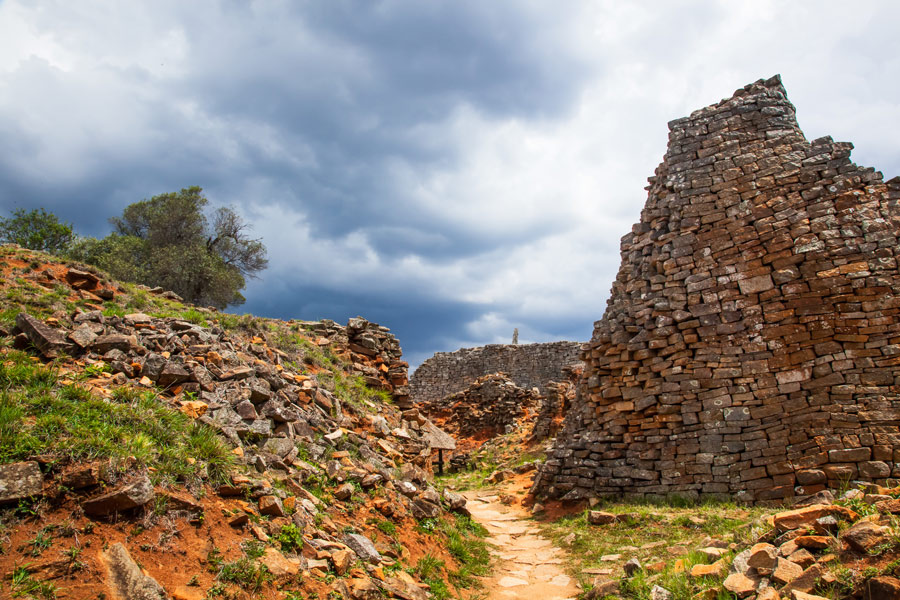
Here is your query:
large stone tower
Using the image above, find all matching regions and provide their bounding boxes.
[534,75,900,503]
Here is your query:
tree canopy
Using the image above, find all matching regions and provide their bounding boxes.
[0,207,75,254]
[71,187,268,308]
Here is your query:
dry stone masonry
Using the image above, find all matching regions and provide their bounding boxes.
[534,75,900,504]
[410,341,583,405]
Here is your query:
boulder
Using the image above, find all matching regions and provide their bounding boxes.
[82,475,154,516]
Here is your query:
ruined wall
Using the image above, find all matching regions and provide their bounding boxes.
[410,341,583,405]
[534,75,900,503]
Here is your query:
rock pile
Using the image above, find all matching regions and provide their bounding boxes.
[535,75,900,503]
[589,487,900,600]
[0,256,465,599]
[411,341,583,405]
[418,373,540,440]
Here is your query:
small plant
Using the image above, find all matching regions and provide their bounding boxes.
[23,527,54,556]
[10,566,57,599]
[241,539,266,559]
[218,557,272,592]
[276,523,304,553]
[375,519,397,536]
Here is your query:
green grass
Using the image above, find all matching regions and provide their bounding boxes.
[539,500,769,599]
[0,350,234,486]
[276,523,304,553]
[9,566,57,599]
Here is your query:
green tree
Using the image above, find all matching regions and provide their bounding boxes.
[0,207,75,254]
[71,187,268,308]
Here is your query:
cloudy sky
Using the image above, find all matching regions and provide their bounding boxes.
[1,1,898,368]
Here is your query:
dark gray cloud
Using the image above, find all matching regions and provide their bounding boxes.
[0,1,898,369]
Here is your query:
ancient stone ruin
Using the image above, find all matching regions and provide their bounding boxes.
[418,372,541,441]
[534,75,900,504]
[410,341,583,405]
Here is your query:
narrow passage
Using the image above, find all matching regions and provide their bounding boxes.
[464,490,579,600]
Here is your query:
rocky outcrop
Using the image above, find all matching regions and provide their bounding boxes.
[535,75,900,503]
[411,341,583,405]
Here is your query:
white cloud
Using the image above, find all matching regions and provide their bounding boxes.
[0,0,898,367]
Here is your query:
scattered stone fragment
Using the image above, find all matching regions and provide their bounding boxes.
[690,559,726,578]
[842,520,890,553]
[772,557,804,585]
[747,542,778,569]
[260,547,299,578]
[588,510,616,525]
[623,557,642,576]
[650,585,673,600]
[723,572,757,598]
[258,495,285,517]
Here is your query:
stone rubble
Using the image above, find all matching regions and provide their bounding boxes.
[410,341,583,405]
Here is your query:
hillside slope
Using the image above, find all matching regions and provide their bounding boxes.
[0,245,487,600]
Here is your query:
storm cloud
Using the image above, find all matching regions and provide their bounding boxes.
[1,1,898,368]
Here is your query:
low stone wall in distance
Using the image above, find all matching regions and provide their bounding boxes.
[410,341,583,405]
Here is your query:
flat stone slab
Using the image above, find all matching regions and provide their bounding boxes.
[499,576,529,588]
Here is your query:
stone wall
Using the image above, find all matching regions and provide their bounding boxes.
[534,75,900,504]
[410,341,583,405]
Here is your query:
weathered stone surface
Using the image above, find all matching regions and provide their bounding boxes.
[0,461,43,503]
[16,312,72,357]
[772,557,804,585]
[783,563,827,595]
[864,575,900,600]
[588,511,617,525]
[746,543,778,569]
[774,506,857,532]
[258,495,285,517]
[343,532,382,564]
[842,520,890,553]
[91,334,135,354]
[690,559,726,578]
[259,547,299,578]
[82,475,154,516]
[723,572,757,598]
[101,542,167,600]
[65,268,100,290]
[533,75,900,503]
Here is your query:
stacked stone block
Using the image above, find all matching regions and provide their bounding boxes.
[534,75,900,503]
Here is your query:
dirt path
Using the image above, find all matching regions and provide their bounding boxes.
[464,490,580,600]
